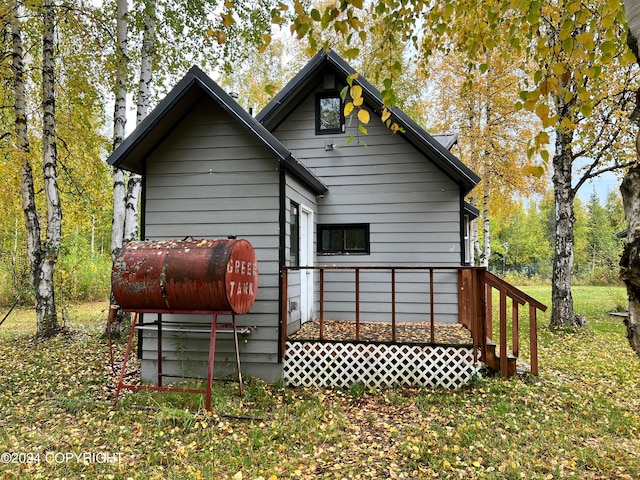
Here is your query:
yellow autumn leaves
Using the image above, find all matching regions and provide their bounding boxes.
[342,79,402,136]
[232,473,277,480]
[343,84,370,126]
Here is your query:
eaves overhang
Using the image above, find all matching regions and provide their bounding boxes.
[257,49,480,196]
[106,66,328,195]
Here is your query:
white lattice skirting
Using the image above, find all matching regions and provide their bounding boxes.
[283,341,481,390]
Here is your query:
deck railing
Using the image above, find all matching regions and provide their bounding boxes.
[484,271,547,376]
[281,266,547,376]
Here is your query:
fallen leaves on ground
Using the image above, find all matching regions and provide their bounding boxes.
[0,297,639,479]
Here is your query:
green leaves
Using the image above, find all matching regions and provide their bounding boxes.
[343,47,360,60]
[600,40,616,55]
[220,11,236,27]
[346,0,364,9]
[524,165,546,177]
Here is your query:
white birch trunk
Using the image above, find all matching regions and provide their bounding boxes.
[38,0,61,337]
[12,4,43,303]
[619,0,640,357]
[136,0,155,124]
[480,175,491,268]
[111,0,129,256]
[123,0,156,243]
[123,175,141,243]
[112,167,127,254]
[469,196,478,266]
[550,129,577,327]
[12,6,39,261]
[473,198,482,265]
[107,0,131,337]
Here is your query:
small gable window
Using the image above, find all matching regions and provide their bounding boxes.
[316,93,345,134]
[318,224,369,255]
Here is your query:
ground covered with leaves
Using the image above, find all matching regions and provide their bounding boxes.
[0,287,639,479]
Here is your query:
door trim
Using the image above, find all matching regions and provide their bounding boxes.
[300,205,314,324]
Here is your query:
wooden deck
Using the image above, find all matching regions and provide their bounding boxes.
[288,319,473,345]
[282,265,547,379]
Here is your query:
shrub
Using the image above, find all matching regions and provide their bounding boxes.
[0,235,111,308]
[55,238,111,304]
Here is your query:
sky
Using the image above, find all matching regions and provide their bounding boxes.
[578,172,621,203]
[575,166,624,204]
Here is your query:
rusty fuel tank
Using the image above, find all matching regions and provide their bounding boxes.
[112,238,258,314]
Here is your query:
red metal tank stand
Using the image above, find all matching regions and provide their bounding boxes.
[111,307,244,411]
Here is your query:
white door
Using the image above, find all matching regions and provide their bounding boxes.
[300,207,314,323]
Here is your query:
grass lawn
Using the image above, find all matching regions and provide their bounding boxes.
[0,287,639,479]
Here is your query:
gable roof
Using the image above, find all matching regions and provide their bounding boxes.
[257,50,480,195]
[106,66,328,194]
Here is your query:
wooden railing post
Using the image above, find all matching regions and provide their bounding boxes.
[477,268,487,366]
[482,270,546,377]
[530,304,539,375]
[486,282,493,339]
[319,268,324,340]
[280,267,288,359]
[462,268,477,364]
[459,267,483,363]
[512,300,519,358]
[355,269,360,341]
[391,268,396,342]
[429,268,435,344]
[499,289,508,377]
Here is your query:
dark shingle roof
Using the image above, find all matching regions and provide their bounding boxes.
[106,66,328,194]
[257,50,480,195]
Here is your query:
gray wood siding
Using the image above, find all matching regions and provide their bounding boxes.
[140,98,282,382]
[275,89,463,323]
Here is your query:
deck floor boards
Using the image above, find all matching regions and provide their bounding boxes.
[288,320,473,345]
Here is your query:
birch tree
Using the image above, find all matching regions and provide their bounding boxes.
[11,5,41,315]
[535,9,637,327]
[107,0,155,336]
[11,0,62,338]
[110,0,276,258]
[39,0,62,337]
[123,0,155,243]
[424,51,544,268]
[620,0,640,357]
[110,0,129,257]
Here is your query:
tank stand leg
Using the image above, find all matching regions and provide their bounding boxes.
[206,313,218,411]
[113,312,139,408]
[232,313,243,396]
[107,305,119,372]
[157,313,163,388]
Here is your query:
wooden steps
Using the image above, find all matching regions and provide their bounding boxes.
[482,338,517,377]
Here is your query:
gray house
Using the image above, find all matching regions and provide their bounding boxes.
[107,50,481,385]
